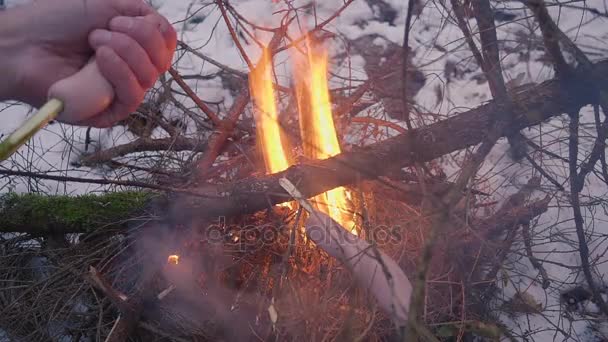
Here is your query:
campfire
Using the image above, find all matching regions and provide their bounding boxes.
[249,36,356,233]
[0,2,566,340]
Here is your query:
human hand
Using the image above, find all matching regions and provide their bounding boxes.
[6,0,177,127]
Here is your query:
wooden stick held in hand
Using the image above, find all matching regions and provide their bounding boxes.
[0,99,63,161]
[0,59,112,161]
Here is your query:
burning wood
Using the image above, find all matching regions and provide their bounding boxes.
[249,47,292,176]
[250,36,356,232]
[294,36,355,233]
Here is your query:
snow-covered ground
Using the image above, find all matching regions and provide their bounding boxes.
[1,0,608,341]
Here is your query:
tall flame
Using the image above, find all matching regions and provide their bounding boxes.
[250,39,355,233]
[249,47,291,176]
[294,38,355,233]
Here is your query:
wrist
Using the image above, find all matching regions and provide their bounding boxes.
[0,8,28,102]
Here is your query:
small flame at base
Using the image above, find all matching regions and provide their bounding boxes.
[168,255,179,265]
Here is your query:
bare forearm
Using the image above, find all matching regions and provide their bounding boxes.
[0,7,27,101]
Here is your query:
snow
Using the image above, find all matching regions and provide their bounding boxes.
[1,0,608,340]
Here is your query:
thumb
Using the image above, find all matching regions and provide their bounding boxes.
[47,58,114,124]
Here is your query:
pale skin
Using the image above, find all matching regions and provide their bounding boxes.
[0,0,177,127]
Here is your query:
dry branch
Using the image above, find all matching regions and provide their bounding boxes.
[168,67,222,126]
[401,0,416,129]
[478,179,550,286]
[568,111,608,316]
[522,223,551,289]
[472,0,508,98]
[171,60,607,221]
[80,136,207,166]
[524,0,571,75]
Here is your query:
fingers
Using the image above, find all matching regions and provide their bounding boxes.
[82,4,177,127]
[79,8,177,127]
[111,0,177,53]
[89,29,157,88]
[80,46,144,128]
[112,0,155,17]
[134,12,178,52]
[109,15,174,72]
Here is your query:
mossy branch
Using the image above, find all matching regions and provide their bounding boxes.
[0,191,155,235]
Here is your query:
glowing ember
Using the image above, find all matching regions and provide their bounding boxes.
[294,37,356,233]
[167,255,179,265]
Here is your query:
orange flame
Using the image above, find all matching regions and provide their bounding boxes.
[249,47,291,176]
[249,48,294,209]
[167,255,179,265]
[250,38,355,232]
[294,38,355,233]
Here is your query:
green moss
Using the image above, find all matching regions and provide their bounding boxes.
[0,191,156,234]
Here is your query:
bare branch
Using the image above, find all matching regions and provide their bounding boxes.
[472,0,508,98]
[168,67,223,126]
[521,223,551,289]
[524,0,572,76]
[568,111,608,316]
[216,0,254,69]
[401,0,416,130]
[80,136,207,166]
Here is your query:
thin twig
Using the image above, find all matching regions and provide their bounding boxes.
[275,0,355,54]
[168,67,223,126]
[80,136,207,167]
[523,153,565,191]
[350,117,407,134]
[0,168,209,195]
[521,223,551,289]
[524,0,572,76]
[177,41,248,78]
[401,0,416,130]
[216,0,254,69]
[568,112,608,316]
